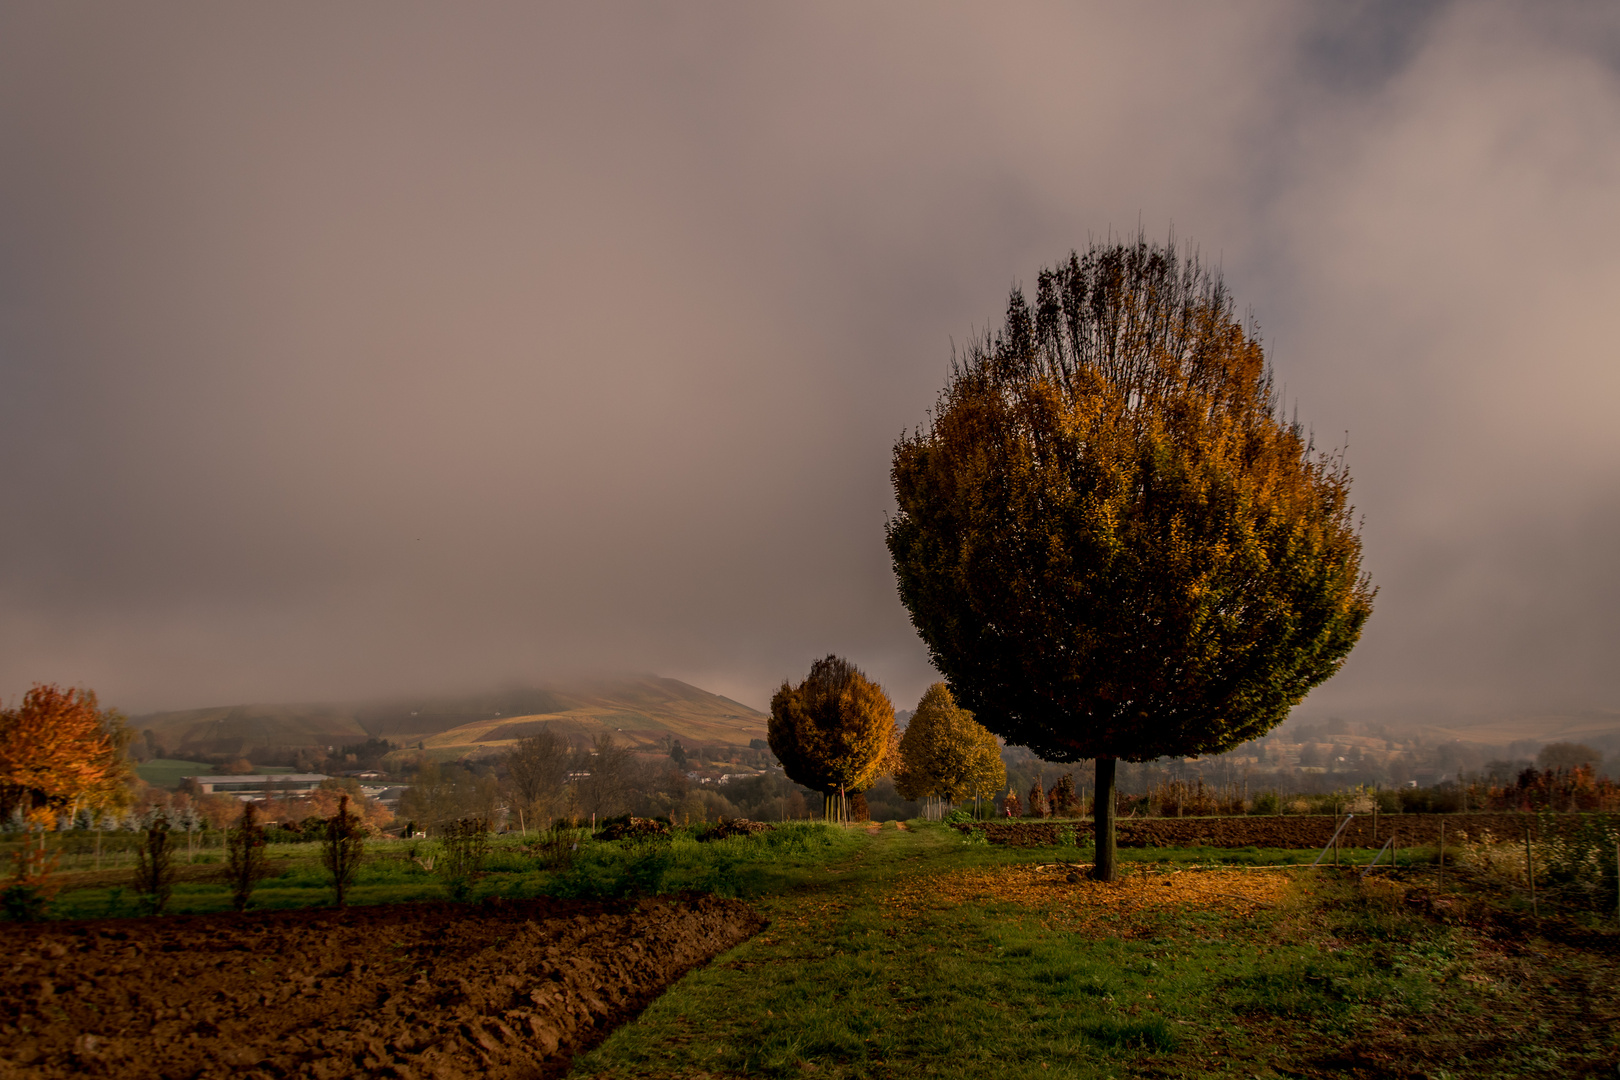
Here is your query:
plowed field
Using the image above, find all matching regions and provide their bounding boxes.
[0,894,764,1080]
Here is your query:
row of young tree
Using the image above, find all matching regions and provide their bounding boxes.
[1,793,372,922]
[398,732,798,835]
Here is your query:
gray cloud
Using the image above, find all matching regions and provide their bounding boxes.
[1,3,1617,723]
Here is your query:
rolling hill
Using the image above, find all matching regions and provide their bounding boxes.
[134,676,768,759]
[1418,709,1620,756]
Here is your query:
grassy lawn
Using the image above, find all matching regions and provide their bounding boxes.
[132,758,214,788]
[132,759,298,788]
[570,824,1620,1079]
[35,823,869,918]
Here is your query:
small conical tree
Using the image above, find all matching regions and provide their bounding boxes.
[1026,778,1049,818]
[133,813,174,916]
[320,794,366,907]
[226,801,269,912]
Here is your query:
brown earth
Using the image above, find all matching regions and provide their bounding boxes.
[0,894,765,1080]
[960,812,1557,850]
[958,821,1066,847]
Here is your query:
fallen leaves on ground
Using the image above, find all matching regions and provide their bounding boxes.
[883,863,1297,934]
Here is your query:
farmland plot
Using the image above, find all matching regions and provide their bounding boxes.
[0,894,762,1079]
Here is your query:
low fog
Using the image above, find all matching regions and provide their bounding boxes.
[2,3,1618,723]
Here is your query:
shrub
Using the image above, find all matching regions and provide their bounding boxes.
[320,795,366,907]
[1,831,59,922]
[1048,774,1083,817]
[523,829,580,870]
[699,818,771,842]
[1026,779,1050,818]
[226,802,270,912]
[1149,778,1249,816]
[1533,812,1620,913]
[439,817,491,901]
[133,815,175,915]
[597,816,672,841]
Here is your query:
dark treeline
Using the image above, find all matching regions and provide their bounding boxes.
[990,718,1618,818]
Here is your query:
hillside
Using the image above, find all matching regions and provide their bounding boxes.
[132,703,371,758]
[134,676,768,759]
[1418,709,1620,748]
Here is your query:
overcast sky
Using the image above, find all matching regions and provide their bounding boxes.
[2,2,1618,723]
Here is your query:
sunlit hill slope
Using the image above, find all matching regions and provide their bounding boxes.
[134,676,768,759]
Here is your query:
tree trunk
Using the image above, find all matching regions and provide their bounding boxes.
[1093,756,1117,882]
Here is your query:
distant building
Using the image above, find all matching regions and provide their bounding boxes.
[365,785,407,809]
[185,773,328,800]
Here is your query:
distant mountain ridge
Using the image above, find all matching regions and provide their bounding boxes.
[134,676,768,758]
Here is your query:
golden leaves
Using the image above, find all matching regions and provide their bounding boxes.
[884,863,1294,935]
[886,241,1374,762]
[0,684,133,821]
[769,656,898,798]
[894,683,1005,803]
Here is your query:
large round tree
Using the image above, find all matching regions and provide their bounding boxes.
[886,238,1374,880]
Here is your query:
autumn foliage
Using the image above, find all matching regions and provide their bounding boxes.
[888,237,1374,877]
[894,683,1005,814]
[768,656,898,823]
[1483,766,1620,813]
[0,684,133,823]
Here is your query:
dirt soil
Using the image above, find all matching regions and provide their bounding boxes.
[0,894,765,1080]
[959,812,1554,850]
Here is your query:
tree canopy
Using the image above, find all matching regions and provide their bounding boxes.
[768,655,897,822]
[894,683,1005,809]
[887,237,1373,876]
[0,684,133,823]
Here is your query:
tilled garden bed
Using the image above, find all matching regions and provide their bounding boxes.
[0,893,765,1080]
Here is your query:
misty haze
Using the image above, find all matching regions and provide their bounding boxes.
[4,4,1620,1079]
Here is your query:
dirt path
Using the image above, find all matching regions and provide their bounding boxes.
[0,894,764,1080]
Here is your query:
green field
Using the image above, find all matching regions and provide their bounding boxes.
[12,823,1620,1077]
[133,758,211,788]
[133,759,295,789]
